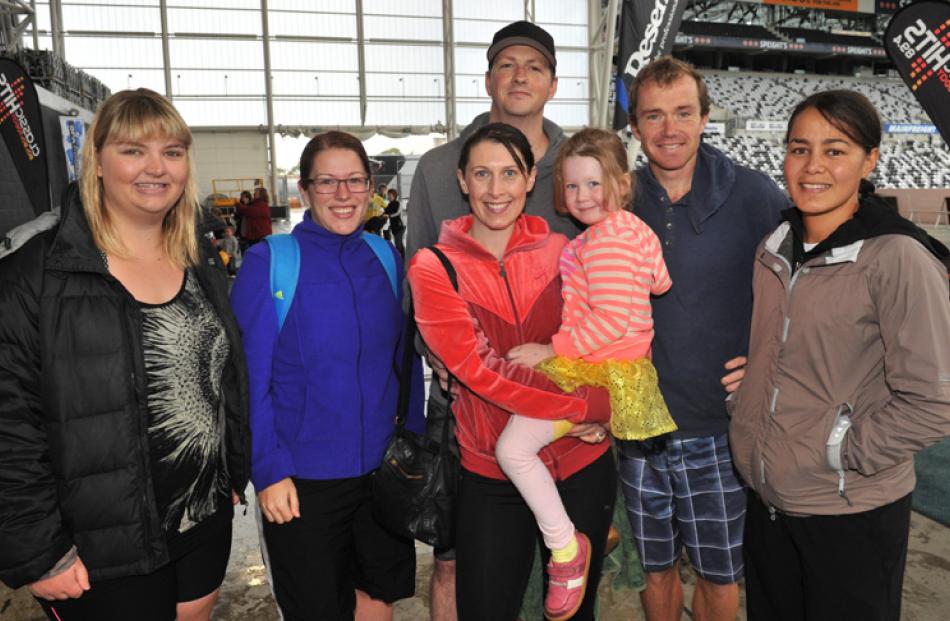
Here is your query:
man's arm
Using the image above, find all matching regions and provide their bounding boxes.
[405,159,439,263]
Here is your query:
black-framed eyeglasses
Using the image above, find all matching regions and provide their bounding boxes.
[302,175,371,194]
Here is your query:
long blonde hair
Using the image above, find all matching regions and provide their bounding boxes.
[79,88,200,268]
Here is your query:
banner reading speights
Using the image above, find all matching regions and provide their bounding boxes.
[0,58,50,216]
[884,1,950,143]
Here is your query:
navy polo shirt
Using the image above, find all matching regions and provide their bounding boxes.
[634,144,787,438]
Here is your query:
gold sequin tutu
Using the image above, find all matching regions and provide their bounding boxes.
[536,356,677,441]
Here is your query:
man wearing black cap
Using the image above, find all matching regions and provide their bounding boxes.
[406,20,584,621]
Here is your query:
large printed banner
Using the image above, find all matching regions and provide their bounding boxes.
[613,0,688,129]
[884,1,950,143]
[675,32,886,57]
[765,0,861,10]
[743,0,876,13]
[0,58,50,217]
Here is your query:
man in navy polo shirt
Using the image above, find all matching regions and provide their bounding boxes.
[620,56,788,621]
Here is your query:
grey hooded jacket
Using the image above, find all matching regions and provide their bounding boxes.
[729,212,950,515]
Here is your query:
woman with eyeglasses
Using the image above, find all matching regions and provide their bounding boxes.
[230,131,424,621]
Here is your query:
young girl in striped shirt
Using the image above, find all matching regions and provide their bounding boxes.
[498,128,675,621]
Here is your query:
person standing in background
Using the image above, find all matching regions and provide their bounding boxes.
[236,187,271,246]
[385,188,406,256]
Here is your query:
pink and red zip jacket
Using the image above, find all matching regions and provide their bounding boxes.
[407,214,611,481]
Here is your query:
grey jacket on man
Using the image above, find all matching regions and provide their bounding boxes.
[729,202,950,515]
[405,112,579,261]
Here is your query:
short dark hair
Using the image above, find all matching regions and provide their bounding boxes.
[628,56,710,126]
[785,90,881,153]
[387,188,397,200]
[457,122,535,177]
[298,130,372,184]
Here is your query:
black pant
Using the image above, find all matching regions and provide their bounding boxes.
[744,491,912,621]
[455,450,616,621]
[260,475,415,621]
[391,225,405,257]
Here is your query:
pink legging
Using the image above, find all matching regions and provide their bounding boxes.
[495,415,575,551]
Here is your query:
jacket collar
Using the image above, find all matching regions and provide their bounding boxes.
[438,214,552,261]
[636,143,736,234]
[45,182,230,276]
[46,183,109,274]
[780,195,950,269]
[294,209,365,245]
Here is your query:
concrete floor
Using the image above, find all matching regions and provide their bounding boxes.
[3,493,950,620]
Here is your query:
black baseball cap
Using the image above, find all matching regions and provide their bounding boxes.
[487,21,556,72]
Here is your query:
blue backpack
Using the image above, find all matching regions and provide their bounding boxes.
[265,232,398,331]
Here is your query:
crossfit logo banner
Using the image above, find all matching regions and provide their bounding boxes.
[884,1,950,143]
[613,0,688,129]
[0,58,50,216]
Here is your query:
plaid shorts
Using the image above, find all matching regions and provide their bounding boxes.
[618,432,746,584]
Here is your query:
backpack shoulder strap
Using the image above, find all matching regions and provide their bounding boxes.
[361,231,398,297]
[426,245,458,292]
[265,233,300,332]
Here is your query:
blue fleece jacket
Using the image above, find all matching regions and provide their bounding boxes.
[635,143,789,439]
[230,211,424,490]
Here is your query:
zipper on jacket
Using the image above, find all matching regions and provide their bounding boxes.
[499,260,525,342]
[110,275,156,562]
[342,241,367,470]
[827,403,854,507]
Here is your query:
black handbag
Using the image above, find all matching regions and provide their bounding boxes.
[373,246,459,549]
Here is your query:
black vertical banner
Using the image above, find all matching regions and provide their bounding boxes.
[0,58,51,217]
[884,1,950,143]
[613,0,688,130]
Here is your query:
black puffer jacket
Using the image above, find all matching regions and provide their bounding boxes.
[0,185,250,588]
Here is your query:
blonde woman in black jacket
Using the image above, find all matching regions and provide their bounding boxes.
[0,89,250,621]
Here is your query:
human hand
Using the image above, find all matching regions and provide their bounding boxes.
[506,343,555,368]
[721,356,747,393]
[566,423,609,444]
[231,489,240,505]
[424,349,459,396]
[258,478,300,524]
[29,555,90,600]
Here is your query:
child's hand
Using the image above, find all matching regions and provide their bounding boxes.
[506,343,555,367]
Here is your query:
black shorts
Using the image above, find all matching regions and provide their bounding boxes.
[38,509,233,621]
[260,473,416,621]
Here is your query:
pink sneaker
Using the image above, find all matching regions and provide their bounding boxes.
[544,532,592,621]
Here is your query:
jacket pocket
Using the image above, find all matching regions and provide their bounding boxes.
[764,404,844,508]
[825,402,854,506]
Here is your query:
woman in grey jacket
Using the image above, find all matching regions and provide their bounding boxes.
[728,90,950,621]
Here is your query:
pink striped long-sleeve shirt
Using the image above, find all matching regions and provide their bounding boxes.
[550,209,671,362]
